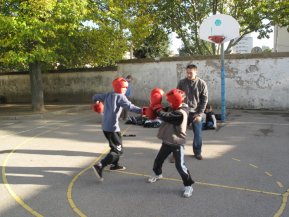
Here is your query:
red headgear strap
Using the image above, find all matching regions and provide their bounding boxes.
[112,77,128,93]
[166,88,185,109]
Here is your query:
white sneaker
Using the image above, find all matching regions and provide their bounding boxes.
[147,174,163,183]
[183,186,193,198]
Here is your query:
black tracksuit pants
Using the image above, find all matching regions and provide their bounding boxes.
[153,143,194,186]
[101,131,123,167]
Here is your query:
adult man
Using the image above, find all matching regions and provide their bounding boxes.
[177,64,208,160]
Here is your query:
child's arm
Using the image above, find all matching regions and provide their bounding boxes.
[156,109,183,126]
[119,95,141,114]
[92,93,106,103]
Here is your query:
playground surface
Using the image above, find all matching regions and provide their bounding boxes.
[0,104,288,217]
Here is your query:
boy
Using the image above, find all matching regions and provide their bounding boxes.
[147,88,195,198]
[202,104,217,130]
[92,77,142,181]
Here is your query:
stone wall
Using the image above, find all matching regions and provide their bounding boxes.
[0,53,289,110]
[118,52,289,110]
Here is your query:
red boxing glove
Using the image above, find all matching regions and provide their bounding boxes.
[151,87,164,96]
[92,101,104,113]
[152,104,163,113]
[146,106,156,120]
[150,88,164,107]
[142,106,157,120]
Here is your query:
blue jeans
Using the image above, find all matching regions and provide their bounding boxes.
[189,113,203,156]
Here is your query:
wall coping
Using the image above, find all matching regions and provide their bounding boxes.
[0,66,117,76]
[118,52,289,64]
[1,52,289,76]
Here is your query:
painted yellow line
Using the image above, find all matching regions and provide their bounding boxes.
[66,124,287,217]
[114,170,282,197]
[66,149,109,217]
[249,164,258,168]
[2,129,57,217]
[2,115,93,217]
[274,189,289,217]
[232,158,240,162]
[276,181,284,188]
[67,125,132,217]
[265,171,273,177]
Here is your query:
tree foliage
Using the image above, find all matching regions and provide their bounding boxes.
[155,0,289,55]
[0,0,157,110]
[133,27,170,58]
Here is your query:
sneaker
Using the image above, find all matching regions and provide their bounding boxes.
[183,185,193,198]
[110,165,126,171]
[195,155,203,160]
[147,174,163,183]
[92,164,104,181]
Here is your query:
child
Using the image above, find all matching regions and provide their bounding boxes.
[202,104,217,130]
[147,88,195,198]
[92,77,142,181]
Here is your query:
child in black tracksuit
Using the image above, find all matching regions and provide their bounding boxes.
[147,88,194,198]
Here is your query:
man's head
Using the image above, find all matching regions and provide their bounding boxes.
[186,64,198,80]
[112,77,128,94]
[166,88,186,110]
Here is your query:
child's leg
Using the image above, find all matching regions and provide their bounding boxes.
[153,143,172,175]
[173,145,194,186]
[101,131,123,167]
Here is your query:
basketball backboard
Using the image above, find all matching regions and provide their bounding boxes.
[200,14,240,44]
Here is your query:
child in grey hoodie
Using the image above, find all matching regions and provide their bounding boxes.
[147,88,194,198]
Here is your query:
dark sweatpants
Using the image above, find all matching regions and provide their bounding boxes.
[101,131,123,167]
[153,143,194,186]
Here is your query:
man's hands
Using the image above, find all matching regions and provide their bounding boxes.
[193,114,202,123]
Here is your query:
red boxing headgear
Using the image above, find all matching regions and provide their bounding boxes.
[166,88,185,110]
[112,77,128,93]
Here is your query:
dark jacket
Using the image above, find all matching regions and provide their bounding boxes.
[177,77,208,115]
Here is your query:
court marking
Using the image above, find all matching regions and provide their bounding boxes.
[67,152,288,217]
[66,125,132,217]
[1,114,93,217]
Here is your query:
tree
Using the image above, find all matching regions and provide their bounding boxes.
[155,0,289,55]
[0,0,157,111]
[133,27,170,58]
[0,0,90,111]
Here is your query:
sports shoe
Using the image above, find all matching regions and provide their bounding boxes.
[183,185,193,198]
[92,164,104,181]
[147,174,163,183]
[195,155,203,160]
[109,165,126,171]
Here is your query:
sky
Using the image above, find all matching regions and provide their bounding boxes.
[170,31,274,54]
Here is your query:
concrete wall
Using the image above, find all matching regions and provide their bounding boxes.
[0,53,289,110]
[118,53,289,110]
[0,67,119,103]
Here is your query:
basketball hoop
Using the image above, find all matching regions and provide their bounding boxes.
[208,35,225,44]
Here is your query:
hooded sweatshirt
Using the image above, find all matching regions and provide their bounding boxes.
[156,103,189,146]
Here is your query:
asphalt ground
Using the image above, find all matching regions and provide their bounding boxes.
[0,105,289,217]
